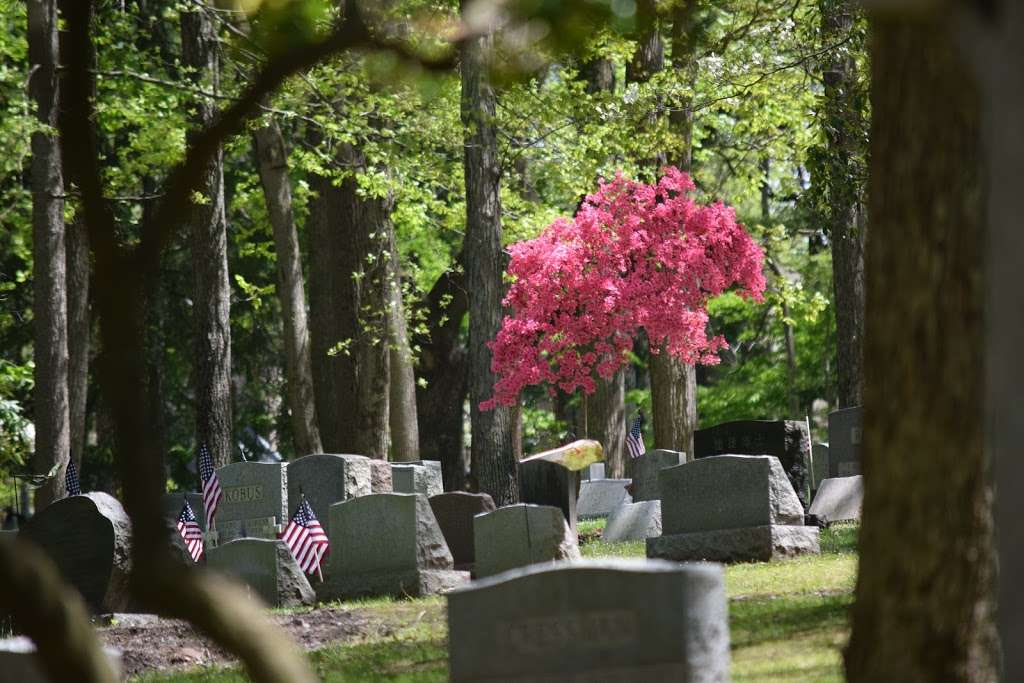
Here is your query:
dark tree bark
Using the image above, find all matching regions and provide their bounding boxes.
[844,13,998,682]
[585,370,626,476]
[579,57,615,93]
[461,3,517,504]
[821,0,867,409]
[28,0,70,505]
[762,159,799,417]
[66,218,90,472]
[252,116,323,457]
[387,230,420,461]
[308,147,390,458]
[181,9,233,467]
[415,263,469,490]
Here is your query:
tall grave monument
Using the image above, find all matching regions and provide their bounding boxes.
[213,461,288,544]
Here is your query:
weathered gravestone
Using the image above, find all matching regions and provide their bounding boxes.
[809,476,863,524]
[323,493,468,599]
[474,504,581,579]
[213,461,287,543]
[811,443,830,492]
[447,559,729,682]
[369,458,393,493]
[630,449,684,502]
[391,461,443,497]
[429,491,496,572]
[286,454,371,536]
[20,492,135,613]
[578,479,632,519]
[580,462,606,481]
[518,459,579,534]
[603,500,662,543]
[647,455,819,563]
[0,637,123,683]
[163,492,206,532]
[828,406,863,477]
[694,420,812,508]
[206,538,315,608]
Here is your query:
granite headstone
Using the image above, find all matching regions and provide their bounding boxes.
[518,459,579,534]
[811,443,830,492]
[578,479,632,519]
[428,491,496,571]
[630,450,684,502]
[163,492,206,532]
[206,538,315,608]
[391,461,443,497]
[0,637,123,683]
[474,504,581,579]
[213,461,287,543]
[603,500,662,543]
[828,407,863,477]
[369,458,393,493]
[286,454,371,535]
[808,476,863,524]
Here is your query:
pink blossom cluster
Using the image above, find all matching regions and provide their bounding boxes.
[482,167,766,410]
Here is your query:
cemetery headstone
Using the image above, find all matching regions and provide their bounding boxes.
[811,443,830,492]
[647,455,819,563]
[391,461,443,497]
[213,461,287,543]
[447,559,729,682]
[286,454,371,536]
[809,475,863,524]
[578,479,632,519]
[518,459,579,534]
[322,493,468,599]
[630,450,684,502]
[20,492,135,613]
[429,491,496,572]
[163,492,206,532]
[828,406,863,477]
[580,462,606,481]
[206,538,315,608]
[603,500,662,543]
[694,420,812,508]
[474,504,581,579]
[369,458,393,493]
[0,637,123,683]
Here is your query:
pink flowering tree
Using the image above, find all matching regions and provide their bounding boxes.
[481,167,766,410]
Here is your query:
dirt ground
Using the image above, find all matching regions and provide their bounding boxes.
[97,605,408,678]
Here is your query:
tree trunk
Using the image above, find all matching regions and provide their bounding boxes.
[66,218,90,472]
[763,159,799,417]
[386,231,420,461]
[844,13,998,682]
[252,117,323,457]
[821,0,867,409]
[415,264,469,490]
[181,9,233,468]
[579,58,615,93]
[28,0,70,505]
[461,3,517,505]
[586,370,626,476]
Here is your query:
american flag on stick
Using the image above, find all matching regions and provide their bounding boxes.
[177,499,204,562]
[198,443,223,531]
[281,497,329,581]
[626,414,646,459]
[65,458,82,496]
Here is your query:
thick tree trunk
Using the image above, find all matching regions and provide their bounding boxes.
[387,232,420,461]
[461,5,517,504]
[844,14,998,682]
[252,117,323,457]
[29,0,70,505]
[579,58,615,93]
[821,0,867,409]
[181,10,233,468]
[763,161,799,417]
[66,218,90,472]
[586,370,626,477]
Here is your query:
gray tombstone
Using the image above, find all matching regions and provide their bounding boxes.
[474,504,581,579]
[213,461,287,543]
[518,459,580,534]
[603,500,662,543]
[429,491,496,572]
[811,443,830,492]
[828,406,863,477]
[647,455,819,563]
[369,458,393,493]
[206,538,315,608]
[580,462,607,481]
[578,479,632,519]
[0,637,123,683]
[630,450,684,502]
[163,492,206,532]
[809,475,863,524]
[391,461,443,497]
[322,493,468,600]
[694,420,812,509]
[20,492,135,613]
[286,454,371,536]
[447,559,730,683]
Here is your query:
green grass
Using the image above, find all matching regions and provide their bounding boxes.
[136,523,859,682]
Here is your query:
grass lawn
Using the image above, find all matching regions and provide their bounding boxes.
[136,523,858,682]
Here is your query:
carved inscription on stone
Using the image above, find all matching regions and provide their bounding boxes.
[223,485,264,504]
[498,609,638,655]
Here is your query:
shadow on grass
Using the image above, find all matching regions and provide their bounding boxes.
[730,593,852,648]
[310,637,447,682]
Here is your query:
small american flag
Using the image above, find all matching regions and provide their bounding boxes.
[626,415,646,459]
[177,499,204,562]
[281,498,329,579]
[65,458,82,496]
[198,443,223,531]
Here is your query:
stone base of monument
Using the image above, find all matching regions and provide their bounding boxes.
[603,500,662,542]
[0,637,123,682]
[646,524,820,563]
[206,538,316,608]
[323,568,470,600]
